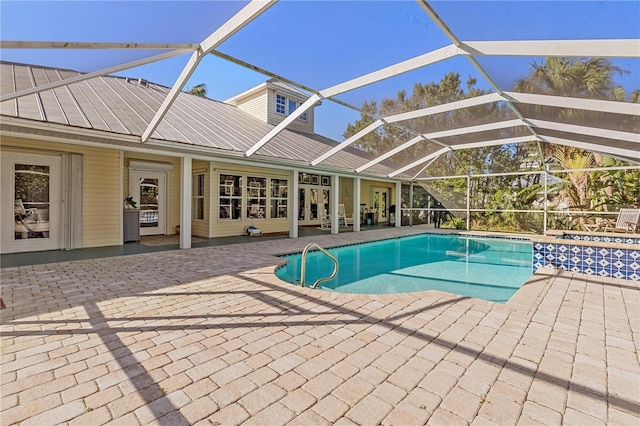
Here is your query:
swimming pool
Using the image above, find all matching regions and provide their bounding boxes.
[276,234,533,303]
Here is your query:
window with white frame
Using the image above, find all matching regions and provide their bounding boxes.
[219,174,242,220]
[270,178,288,219]
[192,173,205,220]
[246,177,267,219]
[275,93,307,121]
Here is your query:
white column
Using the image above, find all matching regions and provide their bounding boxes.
[180,156,192,249]
[543,171,548,235]
[291,170,299,238]
[466,176,471,231]
[353,177,361,232]
[395,181,402,228]
[409,182,414,227]
[331,175,339,234]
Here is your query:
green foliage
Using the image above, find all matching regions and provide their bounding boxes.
[344,57,639,234]
[187,83,207,98]
[587,160,640,210]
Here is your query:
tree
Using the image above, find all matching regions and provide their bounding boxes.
[515,57,639,223]
[186,83,207,98]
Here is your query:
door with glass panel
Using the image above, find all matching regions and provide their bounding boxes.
[1,153,62,253]
[373,187,389,224]
[298,185,329,225]
[130,171,166,236]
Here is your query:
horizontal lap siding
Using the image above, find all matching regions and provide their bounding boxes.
[0,136,122,248]
[236,91,267,122]
[82,149,121,247]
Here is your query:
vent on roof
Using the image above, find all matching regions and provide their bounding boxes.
[126,77,149,88]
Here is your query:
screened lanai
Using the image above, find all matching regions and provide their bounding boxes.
[1,0,639,235]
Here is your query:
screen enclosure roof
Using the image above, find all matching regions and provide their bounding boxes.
[1,0,638,180]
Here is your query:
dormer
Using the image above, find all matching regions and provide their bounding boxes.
[225,79,317,135]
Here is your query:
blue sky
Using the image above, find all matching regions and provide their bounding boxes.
[1,1,639,141]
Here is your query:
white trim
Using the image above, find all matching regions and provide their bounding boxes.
[180,156,192,249]
[0,41,198,50]
[529,119,640,143]
[504,92,640,116]
[356,135,425,172]
[389,147,449,177]
[129,161,174,173]
[386,93,503,124]
[425,119,523,140]
[246,94,321,157]
[142,0,277,142]
[0,49,192,102]
[542,136,640,160]
[311,119,383,166]
[320,45,464,99]
[463,39,640,58]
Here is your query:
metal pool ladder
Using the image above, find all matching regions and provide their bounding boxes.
[300,243,339,289]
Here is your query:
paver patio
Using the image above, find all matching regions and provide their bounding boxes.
[1,227,639,425]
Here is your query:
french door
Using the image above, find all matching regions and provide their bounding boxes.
[130,171,167,236]
[1,153,62,253]
[298,185,329,225]
[373,187,390,224]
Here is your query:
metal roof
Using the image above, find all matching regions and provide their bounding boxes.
[1,0,638,179]
[0,61,399,178]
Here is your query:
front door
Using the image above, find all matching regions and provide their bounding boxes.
[130,171,167,236]
[373,187,389,224]
[1,153,62,253]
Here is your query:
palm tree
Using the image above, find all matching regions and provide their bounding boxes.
[186,83,207,98]
[514,57,634,229]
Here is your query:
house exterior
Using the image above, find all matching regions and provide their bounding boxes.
[0,62,404,254]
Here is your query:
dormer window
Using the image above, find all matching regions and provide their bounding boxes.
[275,94,308,121]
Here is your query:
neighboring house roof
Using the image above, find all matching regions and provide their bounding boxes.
[0,62,400,179]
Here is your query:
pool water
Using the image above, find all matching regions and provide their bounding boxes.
[276,234,533,303]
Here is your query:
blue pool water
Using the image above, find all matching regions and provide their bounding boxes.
[276,234,533,303]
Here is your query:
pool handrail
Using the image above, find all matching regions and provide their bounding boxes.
[300,243,339,289]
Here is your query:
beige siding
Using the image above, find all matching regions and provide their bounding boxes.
[234,91,267,122]
[1,136,122,248]
[211,162,291,238]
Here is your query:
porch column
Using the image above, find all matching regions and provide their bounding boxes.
[331,175,339,234]
[353,177,361,232]
[395,181,402,228]
[291,170,299,238]
[180,155,192,249]
[409,182,414,227]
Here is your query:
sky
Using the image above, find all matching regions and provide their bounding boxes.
[1,0,639,141]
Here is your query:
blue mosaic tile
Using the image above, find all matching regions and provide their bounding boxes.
[533,241,639,281]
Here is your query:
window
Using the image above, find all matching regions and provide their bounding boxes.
[275,93,307,121]
[270,179,288,219]
[219,173,289,221]
[276,94,286,115]
[247,177,267,219]
[192,173,205,220]
[219,174,242,219]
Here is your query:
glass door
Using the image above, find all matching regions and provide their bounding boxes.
[130,171,166,236]
[298,185,329,225]
[373,187,389,224]
[2,153,62,253]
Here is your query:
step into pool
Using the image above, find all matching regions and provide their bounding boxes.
[276,234,533,303]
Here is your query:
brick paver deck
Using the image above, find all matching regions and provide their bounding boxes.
[1,227,639,425]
